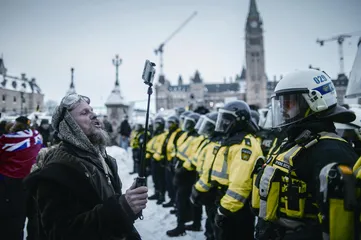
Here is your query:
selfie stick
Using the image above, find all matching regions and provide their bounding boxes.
[135,60,156,219]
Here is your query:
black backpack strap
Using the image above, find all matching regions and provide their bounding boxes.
[173,131,184,154]
[161,131,173,156]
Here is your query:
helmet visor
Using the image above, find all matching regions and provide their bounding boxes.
[194,116,204,131]
[215,109,236,133]
[262,109,273,129]
[198,116,216,137]
[272,93,307,128]
[154,122,163,131]
[166,120,177,131]
[181,117,196,131]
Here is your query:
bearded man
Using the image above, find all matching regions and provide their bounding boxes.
[24,93,148,240]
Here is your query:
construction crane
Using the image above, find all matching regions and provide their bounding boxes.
[154,11,197,76]
[316,31,361,74]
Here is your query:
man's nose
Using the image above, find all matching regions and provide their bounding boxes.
[90,113,98,120]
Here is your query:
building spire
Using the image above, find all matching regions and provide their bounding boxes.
[70,68,75,88]
[0,56,7,76]
[240,66,246,79]
[246,0,262,31]
[248,0,259,18]
[67,67,76,95]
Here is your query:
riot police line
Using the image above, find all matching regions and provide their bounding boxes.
[129,69,361,240]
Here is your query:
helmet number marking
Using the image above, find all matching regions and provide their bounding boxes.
[313,75,328,84]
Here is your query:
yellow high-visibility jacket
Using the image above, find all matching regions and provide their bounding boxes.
[195,138,213,174]
[131,130,143,149]
[194,140,222,192]
[153,129,183,162]
[211,133,263,214]
[182,135,207,171]
[131,130,151,149]
[129,130,138,148]
[146,132,166,160]
[170,131,189,160]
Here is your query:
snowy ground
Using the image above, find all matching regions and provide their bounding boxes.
[106,146,206,240]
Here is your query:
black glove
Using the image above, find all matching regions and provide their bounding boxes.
[190,186,202,207]
[214,208,227,229]
[175,166,186,175]
[166,164,174,173]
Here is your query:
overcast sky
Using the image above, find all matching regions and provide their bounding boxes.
[1,0,360,111]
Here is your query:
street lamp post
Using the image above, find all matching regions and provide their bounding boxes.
[112,54,122,87]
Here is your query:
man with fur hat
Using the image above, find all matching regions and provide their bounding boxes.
[24,93,148,240]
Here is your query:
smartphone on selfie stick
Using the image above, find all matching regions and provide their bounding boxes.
[135,60,156,219]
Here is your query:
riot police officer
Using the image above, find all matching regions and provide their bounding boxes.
[255,69,358,239]
[166,112,201,237]
[147,116,167,204]
[192,100,264,240]
[190,111,223,240]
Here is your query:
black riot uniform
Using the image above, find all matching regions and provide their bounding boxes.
[255,69,359,240]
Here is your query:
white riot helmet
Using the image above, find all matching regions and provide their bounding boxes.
[272,69,355,128]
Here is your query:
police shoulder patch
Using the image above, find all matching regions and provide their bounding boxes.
[241,148,252,161]
[244,138,252,147]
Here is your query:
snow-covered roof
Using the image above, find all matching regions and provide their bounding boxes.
[0,58,42,94]
[0,76,42,94]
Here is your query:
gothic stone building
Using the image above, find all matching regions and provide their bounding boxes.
[0,58,44,115]
[155,0,267,111]
[155,71,246,111]
[155,0,348,111]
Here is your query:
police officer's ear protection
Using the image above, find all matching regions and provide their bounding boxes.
[234,109,250,122]
[303,90,328,113]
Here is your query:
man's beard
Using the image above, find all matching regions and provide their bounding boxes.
[88,128,110,147]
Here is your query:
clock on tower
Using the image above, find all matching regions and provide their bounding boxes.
[250,20,258,28]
